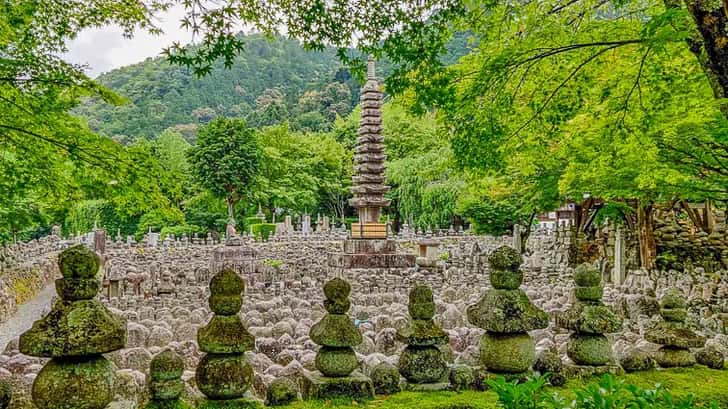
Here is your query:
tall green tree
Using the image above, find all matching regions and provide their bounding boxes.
[187,117,261,226]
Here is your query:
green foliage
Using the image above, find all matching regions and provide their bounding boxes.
[485,375,553,409]
[250,223,276,241]
[244,216,266,228]
[135,208,185,237]
[262,259,283,269]
[160,225,205,240]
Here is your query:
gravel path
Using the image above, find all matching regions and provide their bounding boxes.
[0,283,56,351]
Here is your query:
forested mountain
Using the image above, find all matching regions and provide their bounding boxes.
[75,34,360,141]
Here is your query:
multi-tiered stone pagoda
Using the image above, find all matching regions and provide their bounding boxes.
[329,57,415,269]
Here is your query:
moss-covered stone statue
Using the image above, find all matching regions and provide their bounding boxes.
[0,379,11,409]
[19,245,127,409]
[466,246,548,374]
[557,264,622,367]
[145,349,193,409]
[195,269,258,408]
[397,285,449,388]
[645,290,705,367]
[303,278,374,400]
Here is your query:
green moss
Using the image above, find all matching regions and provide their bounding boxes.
[479,332,535,374]
[489,269,523,290]
[654,346,696,368]
[449,365,475,391]
[573,286,603,302]
[573,264,601,287]
[619,349,655,373]
[661,290,687,309]
[408,285,436,319]
[210,269,245,296]
[55,277,100,301]
[150,349,185,381]
[144,400,195,409]
[396,319,448,347]
[660,307,687,323]
[309,314,362,347]
[250,223,276,241]
[198,315,255,353]
[58,245,99,279]
[695,346,725,369]
[398,345,448,383]
[150,379,185,400]
[266,378,299,406]
[0,379,10,409]
[196,353,254,399]
[370,363,401,395]
[32,356,115,409]
[323,298,351,314]
[566,334,611,366]
[315,346,359,377]
[323,278,351,301]
[197,398,261,409]
[487,246,522,271]
[467,289,549,333]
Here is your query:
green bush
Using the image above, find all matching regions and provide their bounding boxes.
[135,208,186,238]
[65,199,139,236]
[160,225,206,240]
[244,216,266,229]
[250,223,276,241]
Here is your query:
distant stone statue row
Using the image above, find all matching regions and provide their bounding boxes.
[5,245,716,409]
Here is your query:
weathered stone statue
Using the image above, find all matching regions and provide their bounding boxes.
[0,380,10,409]
[645,290,705,367]
[303,278,374,400]
[397,285,449,388]
[195,269,257,407]
[20,245,126,409]
[557,264,622,367]
[145,349,192,409]
[467,246,549,374]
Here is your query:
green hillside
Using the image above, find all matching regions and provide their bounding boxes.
[74,34,359,142]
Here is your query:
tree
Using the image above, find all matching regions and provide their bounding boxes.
[187,117,261,227]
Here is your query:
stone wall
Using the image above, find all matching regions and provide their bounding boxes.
[653,212,728,272]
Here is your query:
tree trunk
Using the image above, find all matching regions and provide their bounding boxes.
[637,201,656,270]
[519,212,536,254]
[226,198,236,227]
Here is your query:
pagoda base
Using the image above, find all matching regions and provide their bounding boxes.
[328,239,415,269]
[301,370,375,401]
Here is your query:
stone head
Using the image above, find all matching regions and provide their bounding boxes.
[208,269,244,315]
[488,246,523,290]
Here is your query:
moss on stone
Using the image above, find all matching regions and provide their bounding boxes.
[198,315,255,353]
[479,332,535,374]
[566,334,611,366]
[151,379,185,400]
[487,246,522,271]
[396,319,449,346]
[619,349,656,373]
[309,314,363,347]
[489,269,523,290]
[315,346,359,377]
[209,270,245,315]
[196,353,254,399]
[323,278,350,302]
[55,277,100,300]
[660,308,687,323]
[448,365,474,391]
[573,264,601,287]
[265,378,299,406]
[19,299,127,357]
[323,298,351,314]
[534,350,563,375]
[58,245,99,279]
[151,349,185,381]
[370,363,401,395]
[661,290,687,310]
[645,321,706,349]
[695,346,725,369]
[466,289,549,333]
[0,379,10,409]
[573,286,603,302]
[32,355,115,409]
[654,346,696,368]
[398,345,448,384]
[408,285,436,319]
[144,400,194,409]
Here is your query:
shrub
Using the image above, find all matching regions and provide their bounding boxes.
[244,216,266,228]
[250,223,276,241]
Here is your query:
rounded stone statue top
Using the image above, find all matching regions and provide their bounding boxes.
[573,264,601,287]
[150,349,184,382]
[488,246,524,290]
[408,285,435,320]
[659,290,688,323]
[58,245,100,279]
[209,269,244,315]
[324,277,352,314]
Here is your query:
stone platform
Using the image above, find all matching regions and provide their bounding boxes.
[328,239,415,269]
[301,370,375,400]
[562,363,623,378]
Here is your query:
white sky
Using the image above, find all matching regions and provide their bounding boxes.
[65,5,193,78]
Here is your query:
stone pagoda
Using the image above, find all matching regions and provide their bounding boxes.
[303,278,375,400]
[329,57,415,270]
[145,349,192,409]
[195,269,258,408]
[467,246,549,375]
[645,290,706,367]
[397,285,449,389]
[20,245,126,409]
[557,264,623,375]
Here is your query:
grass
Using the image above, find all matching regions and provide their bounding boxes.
[272,366,728,409]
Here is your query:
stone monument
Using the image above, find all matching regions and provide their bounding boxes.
[397,285,449,389]
[303,278,374,400]
[20,245,126,409]
[466,246,549,375]
[145,349,192,409]
[195,269,258,407]
[328,57,414,270]
[645,290,706,367]
[557,264,623,376]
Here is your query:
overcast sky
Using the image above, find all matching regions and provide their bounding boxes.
[65,5,193,78]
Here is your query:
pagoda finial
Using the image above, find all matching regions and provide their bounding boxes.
[367,55,376,80]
